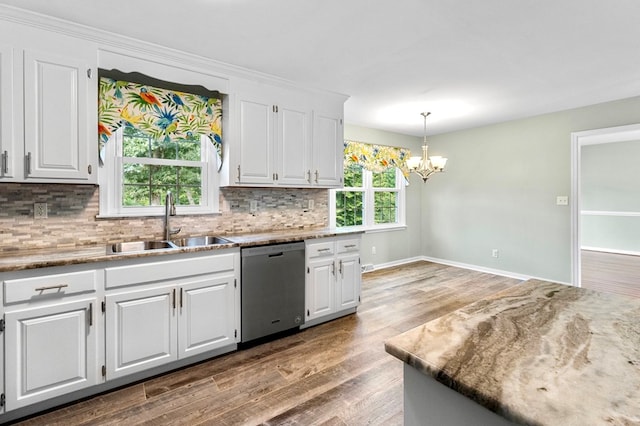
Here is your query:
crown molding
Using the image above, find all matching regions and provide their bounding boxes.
[0,4,348,100]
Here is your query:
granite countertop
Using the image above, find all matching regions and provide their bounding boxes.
[0,228,363,273]
[385,280,640,425]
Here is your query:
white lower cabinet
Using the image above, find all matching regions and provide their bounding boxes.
[5,299,99,410]
[1,266,100,411]
[336,251,361,311]
[104,251,240,381]
[305,236,362,324]
[179,275,236,357]
[306,256,336,320]
[106,285,177,380]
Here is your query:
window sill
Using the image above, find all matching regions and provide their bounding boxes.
[335,224,407,234]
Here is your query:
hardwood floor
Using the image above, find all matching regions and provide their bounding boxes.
[582,250,640,298]
[15,261,522,426]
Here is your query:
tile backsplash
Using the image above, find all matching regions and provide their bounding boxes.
[0,183,329,252]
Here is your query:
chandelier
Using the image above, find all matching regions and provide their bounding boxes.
[406,112,447,182]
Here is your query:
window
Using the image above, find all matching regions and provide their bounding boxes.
[99,127,217,217]
[331,165,406,230]
[97,76,222,217]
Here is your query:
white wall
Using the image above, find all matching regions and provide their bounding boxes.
[581,139,640,252]
[422,95,640,283]
[344,124,423,267]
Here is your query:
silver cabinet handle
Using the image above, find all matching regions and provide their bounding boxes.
[35,284,68,292]
[172,288,176,310]
[307,170,311,183]
[339,260,343,276]
[314,170,319,183]
[236,165,241,183]
[25,152,32,175]
[180,288,183,309]
[88,303,93,326]
[344,244,356,248]
[1,150,7,174]
[331,262,335,275]
[318,248,331,252]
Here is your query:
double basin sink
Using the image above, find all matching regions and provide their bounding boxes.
[108,236,231,254]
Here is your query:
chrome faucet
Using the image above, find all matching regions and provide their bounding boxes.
[164,191,181,240]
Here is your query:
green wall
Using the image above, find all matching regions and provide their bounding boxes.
[424,95,640,283]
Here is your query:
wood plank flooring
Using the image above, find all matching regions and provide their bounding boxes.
[582,250,640,298]
[14,261,522,426]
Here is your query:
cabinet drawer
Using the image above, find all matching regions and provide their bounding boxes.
[4,270,97,304]
[337,239,360,253]
[306,241,335,258]
[105,252,236,289]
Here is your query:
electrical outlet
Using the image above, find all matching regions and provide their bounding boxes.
[372,246,377,255]
[492,249,499,258]
[556,196,569,206]
[34,202,48,219]
[308,199,314,210]
[249,200,258,213]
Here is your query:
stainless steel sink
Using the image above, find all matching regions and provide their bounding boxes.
[171,236,231,247]
[108,240,177,253]
[107,236,230,254]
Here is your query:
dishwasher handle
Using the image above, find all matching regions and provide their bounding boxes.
[268,252,284,257]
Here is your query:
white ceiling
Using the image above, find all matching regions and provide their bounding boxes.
[2,0,640,136]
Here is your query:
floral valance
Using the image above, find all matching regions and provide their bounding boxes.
[344,140,411,180]
[98,77,223,169]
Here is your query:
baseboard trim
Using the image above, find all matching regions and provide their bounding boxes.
[582,246,640,257]
[368,256,571,286]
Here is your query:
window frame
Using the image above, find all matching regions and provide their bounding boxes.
[98,127,219,217]
[330,167,406,231]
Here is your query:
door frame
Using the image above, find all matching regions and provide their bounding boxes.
[570,123,640,286]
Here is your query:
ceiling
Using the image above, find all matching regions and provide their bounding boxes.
[2,0,640,136]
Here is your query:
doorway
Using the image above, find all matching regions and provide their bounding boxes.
[571,124,640,298]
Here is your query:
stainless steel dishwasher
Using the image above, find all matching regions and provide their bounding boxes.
[240,241,305,343]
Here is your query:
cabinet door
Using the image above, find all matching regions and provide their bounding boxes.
[306,257,336,321]
[106,286,177,380]
[23,49,94,181]
[178,274,236,358]
[5,298,98,410]
[0,44,18,180]
[237,94,275,185]
[276,105,311,186]
[312,111,343,187]
[337,253,361,311]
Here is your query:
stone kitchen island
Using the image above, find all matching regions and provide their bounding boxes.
[385,280,640,426]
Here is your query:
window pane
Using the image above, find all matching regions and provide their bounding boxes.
[372,169,396,188]
[151,139,178,160]
[123,163,150,185]
[335,191,363,227]
[178,186,201,206]
[374,191,398,224]
[123,185,150,207]
[178,139,202,161]
[343,164,364,187]
[150,165,177,185]
[150,185,175,206]
[122,128,151,158]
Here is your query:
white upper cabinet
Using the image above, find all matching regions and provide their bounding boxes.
[23,49,93,181]
[0,21,97,183]
[312,109,344,187]
[0,43,17,180]
[222,78,345,188]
